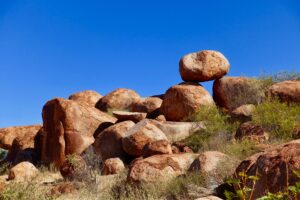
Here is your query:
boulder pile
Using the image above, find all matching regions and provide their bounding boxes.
[1,49,299,199]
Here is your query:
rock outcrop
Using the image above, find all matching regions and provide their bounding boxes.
[161,82,215,121]
[101,158,125,175]
[213,77,264,110]
[8,161,39,181]
[235,122,269,142]
[94,120,135,161]
[132,97,162,118]
[267,80,300,103]
[122,119,168,157]
[96,88,141,112]
[112,111,147,123]
[68,90,102,107]
[234,140,300,199]
[0,125,41,150]
[141,140,172,158]
[179,50,230,82]
[128,153,199,183]
[41,98,117,167]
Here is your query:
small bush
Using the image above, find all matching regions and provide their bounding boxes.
[252,99,300,139]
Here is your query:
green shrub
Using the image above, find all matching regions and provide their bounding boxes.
[252,100,300,139]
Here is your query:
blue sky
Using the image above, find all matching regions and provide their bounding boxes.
[0,0,300,127]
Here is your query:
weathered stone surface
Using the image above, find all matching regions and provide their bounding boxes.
[142,140,172,158]
[0,125,41,150]
[128,153,199,183]
[155,115,166,122]
[5,127,43,165]
[195,196,222,200]
[213,77,265,110]
[96,88,141,112]
[42,98,117,167]
[112,111,147,123]
[122,120,168,157]
[132,97,162,118]
[50,182,82,197]
[94,121,135,161]
[101,158,125,175]
[189,151,233,186]
[267,80,300,103]
[234,140,300,199]
[8,161,39,181]
[161,82,215,121]
[179,50,230,82]
[60,155,90,182]
[172,141,194,153]
[151,120,205,142]
[68,90,102,107]
[231,104,255,121]
[235,122,269,142]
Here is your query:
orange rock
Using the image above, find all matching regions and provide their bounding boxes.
[41,98,117,167]
[69,90,102,107]
[96,88,141,112]
[161,82,215,121]
[267,80,300,103]
[101,158,125,175]
[113,111,147,123]
[234,140,300,199]
[142,140,172,158]
[179,50,229,82]
[8,161,39,181]
[132,97,162,118]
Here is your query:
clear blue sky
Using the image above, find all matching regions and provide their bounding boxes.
[0,0,300,127]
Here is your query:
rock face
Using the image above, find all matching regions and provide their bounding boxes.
[230,104,255,122]
[267,80,300,103]
[101,158,125,175]
[41,98,117,167]
[234,140,300,199]
[112,111,147,123]
[128,153,199,183]
[0,125,41,150]
[96,88,141,112]
[141,140,172,158]
[68,90,102,107]
[213,77,264,110]
[60,155,90,182]
[122,120,168,157]
[151,120,205,142]
[189,151,233,186]
[235,122,269,142]
[179,50,230,82]
[132,97,162,118]
[8,161,39,181]
[94,121,135,161]
[161,82,215,121]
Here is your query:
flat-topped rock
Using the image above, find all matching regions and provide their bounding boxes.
[69,90,102,107]
[112,111,147,123]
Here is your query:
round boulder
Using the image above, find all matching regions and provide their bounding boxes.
[122,119,168,157]
[132,97,162,118]
[69,90,102,107]
[94,121,135,161]
[101,158,125,175]
[142,140,172,158]
[8,161,39,181]
[161,82,215,121]
[179,50,229,82]
[96,88,141,112]
[267,80,300,103]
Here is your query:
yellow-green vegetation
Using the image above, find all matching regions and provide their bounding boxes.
[252,99,300,140]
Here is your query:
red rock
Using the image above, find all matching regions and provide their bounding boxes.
[94,121,135,161]
[41,98,117,167]
[96,88,141,112]
[0,125,41,150]
[141,140,172,158]
[267,80,300,103]
[132,97,162,118]
[213,77,264,110]
[234,140,300,199]
[112,111,147,123]
[161,82,215,121]
[101,158,125,175]
[69,90,102,107]
[179,50,230,82]
[235,122,269,142]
